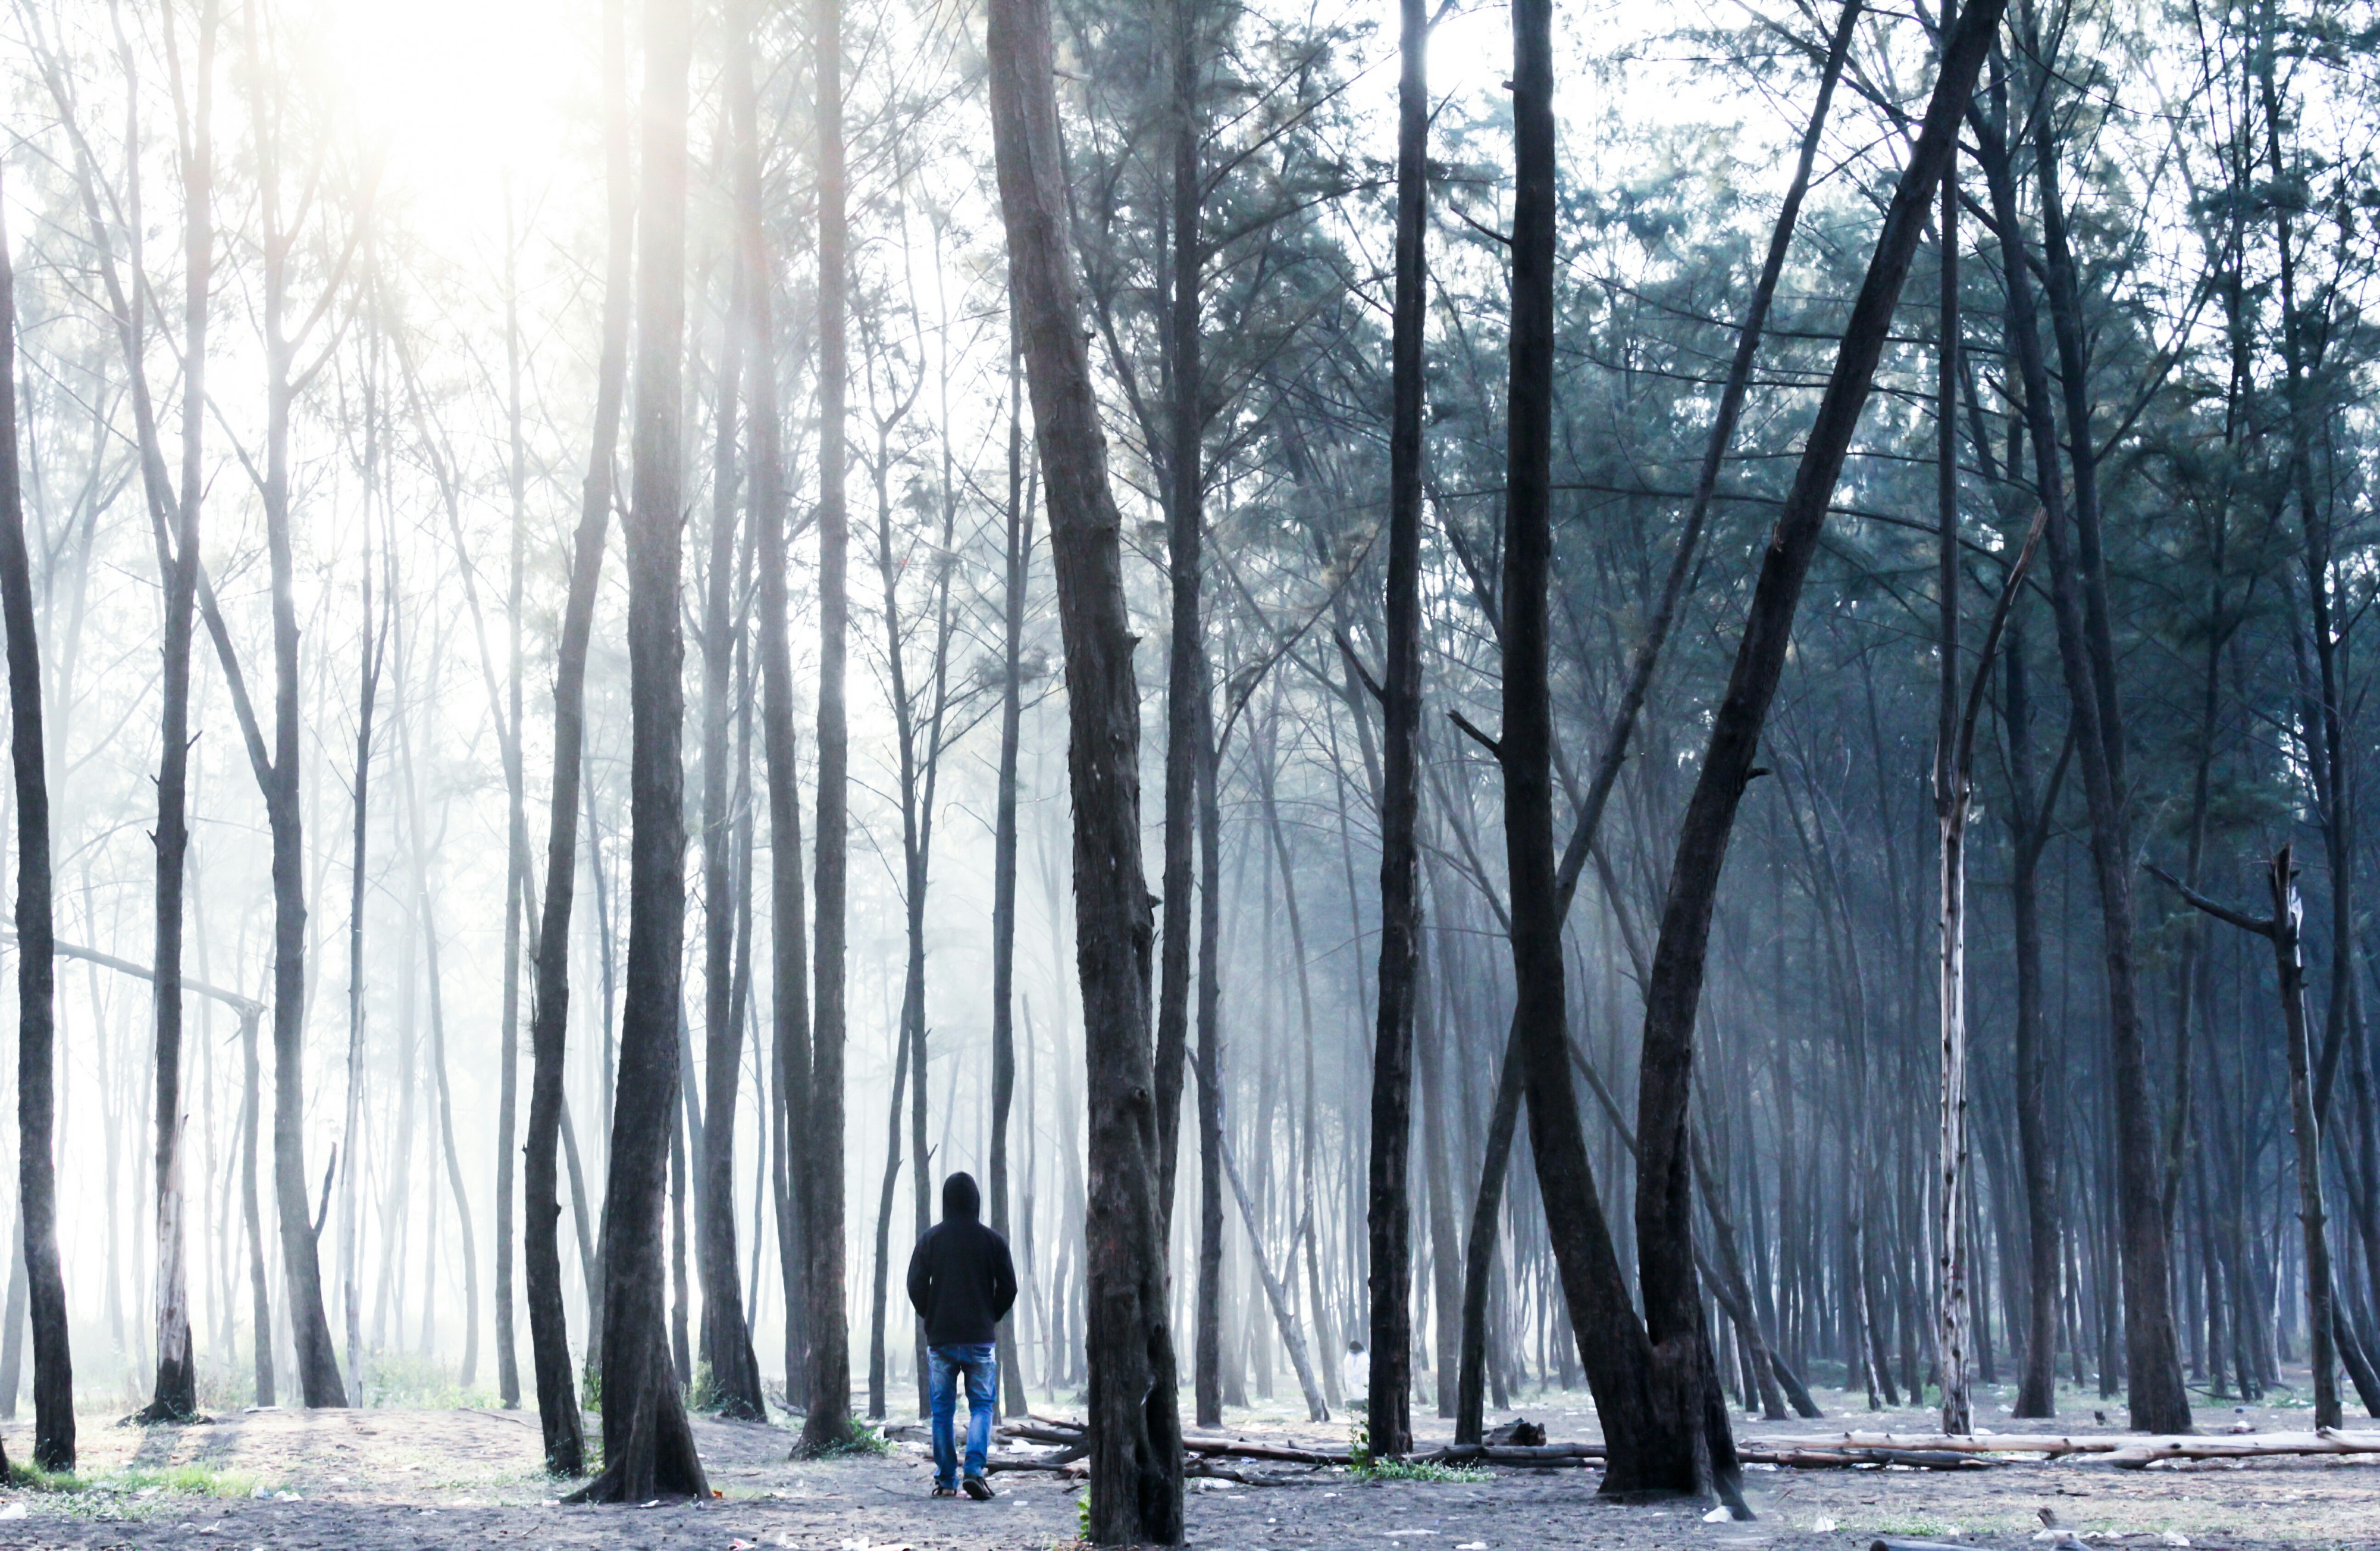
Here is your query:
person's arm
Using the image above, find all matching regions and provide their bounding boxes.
[906,1230,934,1322]
[989,1233,1018,1324]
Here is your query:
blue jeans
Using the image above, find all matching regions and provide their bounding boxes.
[928,1342,998,1487]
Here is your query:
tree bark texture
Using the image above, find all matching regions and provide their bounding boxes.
[1626,0,2002,1496]
[0,168,75,1471]
[575,0,709,1500]
[987,0,1184,1533]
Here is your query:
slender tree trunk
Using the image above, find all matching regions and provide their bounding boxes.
[1364,0,1428,1459]
[2002,621,2063,1418]
[236,0,346,1406]
[1152,0,1205,1234]
[1192,680,1225,1430]
[140,0,216,1425]
[573,0,708,1499]
[0,174,73,1468]
[1933,93,1969,1434]
[867,1014,911,1419]
[989,336,1033,1418]
[725,0,813,1424]
[240,1006,273,1406]
[337,512,384,1411]
[696,176,767,1422]
[988,0,1184,1531]
[493,203,534,1416]
[799,0,856,1453]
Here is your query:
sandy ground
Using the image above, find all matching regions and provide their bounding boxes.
[3,1385,2378,1549]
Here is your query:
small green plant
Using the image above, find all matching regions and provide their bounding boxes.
[1355,1456,1490,1483]
[688,1360,720,1412]
[1345,1412,1486,1483]
[1078,1487,1091,1539]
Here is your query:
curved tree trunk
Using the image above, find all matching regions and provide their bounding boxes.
[523,0,633,1477]
[1623,0,2000,1500]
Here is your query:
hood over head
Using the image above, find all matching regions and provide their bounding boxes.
[942,1171,982,1222]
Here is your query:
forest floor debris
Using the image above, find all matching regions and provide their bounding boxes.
[2,1387,2377,1549]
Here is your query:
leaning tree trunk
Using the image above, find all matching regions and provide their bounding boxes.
[0,171,74,1471]
[572,0,708,1502]
[524,0,634,1476]
[1625,0,2003,1500]
[1452,0,1861,1452]
[988,0,1184,1534]
[798,0,856,1455]
[1364,0,1427,1460]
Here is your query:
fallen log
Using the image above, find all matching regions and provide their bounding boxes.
[1755,1428,2380,1466]
[1743,1447,1995,1471]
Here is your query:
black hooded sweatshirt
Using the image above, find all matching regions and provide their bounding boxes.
[905,1172,1018,1347]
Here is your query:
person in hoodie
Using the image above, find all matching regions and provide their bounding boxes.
[906,1171,1018,1499]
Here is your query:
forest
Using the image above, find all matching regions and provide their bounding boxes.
[0,0,2376,1545]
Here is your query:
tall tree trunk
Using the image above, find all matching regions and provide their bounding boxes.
[1933,87,1969,1435]
[238,0,346,1406]
[574,0,709,1500]
[524,0,632,1479]
[799,0,856,1453]
[988,0,1184,1533]
[0,169,73,1469]
[1153,0,1205,1234]
[1972,76,2190,1431]
[2000,619,2064,1418]
[240,1006,273,1406]
[1624,0,2002,1498]
[726,0,813,1425]
[494,201,533,1416]
[337,512,384,1411]
[142,0,216,1425]
[696,175,766,1422]
[990,336,1033,1418]
[867,1007,912,1418]
[1365,0,1427,1459]
[1193,681,1224,1429]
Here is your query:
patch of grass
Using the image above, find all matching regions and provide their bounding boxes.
[793,1419,892,1458]
[6,1462,259,1499]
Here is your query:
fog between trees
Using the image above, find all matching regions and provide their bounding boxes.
[0,0,2378,1536]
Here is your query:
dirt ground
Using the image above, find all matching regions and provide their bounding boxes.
[4,1385,2378,1550]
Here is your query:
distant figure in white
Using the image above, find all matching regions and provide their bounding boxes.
[1342,1339,1367,1409]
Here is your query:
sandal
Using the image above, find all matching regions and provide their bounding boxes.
[931,1485,959,1499]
